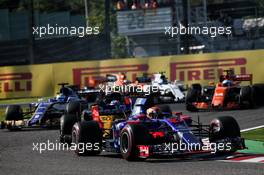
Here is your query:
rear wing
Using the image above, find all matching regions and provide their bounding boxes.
[234,74,253,85]
[220,74,253,85]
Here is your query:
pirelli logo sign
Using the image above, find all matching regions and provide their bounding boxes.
[0,73,32,93]
[170,58,247,81]
[72,64,148,87]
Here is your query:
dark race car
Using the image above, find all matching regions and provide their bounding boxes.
[59,92,132,143]
[0,83,85,130]
[62,96,245,161]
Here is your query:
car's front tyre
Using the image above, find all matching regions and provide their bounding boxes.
[120,124,151,161]
[71,121,102,156]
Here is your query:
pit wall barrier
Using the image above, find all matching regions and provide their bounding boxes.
[0,49,264,99]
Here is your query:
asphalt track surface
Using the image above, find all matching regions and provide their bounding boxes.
[0,104,264,175]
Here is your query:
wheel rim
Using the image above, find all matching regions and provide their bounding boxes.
[60,117,64,135]
[121,132,129,153]
[72,130,77,144]
[211,120,220,133]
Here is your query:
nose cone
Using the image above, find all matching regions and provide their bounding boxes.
[212,88,227,107]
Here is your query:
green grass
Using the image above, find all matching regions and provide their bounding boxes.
[242,128,264,142]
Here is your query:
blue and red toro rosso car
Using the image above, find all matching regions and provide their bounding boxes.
[68,96,245,161]
[1,83,85,130]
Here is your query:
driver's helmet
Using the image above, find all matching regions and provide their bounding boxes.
[146,106,161,119]
[56,94,67,102]
[110,100,120,106]
[222,79,232,87]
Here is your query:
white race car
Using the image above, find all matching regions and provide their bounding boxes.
[137,73,185,103]
[151,73,185,102]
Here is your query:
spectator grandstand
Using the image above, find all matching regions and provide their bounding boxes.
[0,0,263,65]
[116,0,264,56]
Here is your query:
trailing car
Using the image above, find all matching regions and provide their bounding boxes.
[186,70,264,111]
[0,83,85,130]
[151,72,185,103]
[64,96,245,161]
[134,72,186,103]
[59,92,132,143]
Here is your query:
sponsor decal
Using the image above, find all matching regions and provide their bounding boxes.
[72,64,148,87]
[170,58,247,81]
[215,93,224,97]
[0,72,32,93]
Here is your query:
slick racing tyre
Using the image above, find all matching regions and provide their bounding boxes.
[120,124,151,161]
[191,83,202,92]
[66,101,81,116]
[60,114,79,144]
[5,105,23,121]
[185,83,202,111]
[239,86,255,108]
[186,89,199,112]
[209,116,241,153]
[252,84,264,106]
[209,116,240,141]
[72,121,102,156]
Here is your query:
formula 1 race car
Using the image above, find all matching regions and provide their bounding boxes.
[186,70,264,111]
[59,92,132,143]
[64,96,245,161]
[151,72,185,103]
[134,73,185,103]
[0,83,84,130]
[93,73,160,99]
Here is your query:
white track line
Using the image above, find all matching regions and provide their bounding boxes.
[240,157,264,163]
[241,125,264,132]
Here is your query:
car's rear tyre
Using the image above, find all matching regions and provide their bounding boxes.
[66,101,81,116]
[252,84,264,105]
[239,86,255,108]
[191,83,202,92]
[60,114,78,144]
[120,124,151,161]
[5,105,23,121]
[185,84,202,110]
[186,88,199,112]
[209,116,240,153]
[72,121,102,156]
